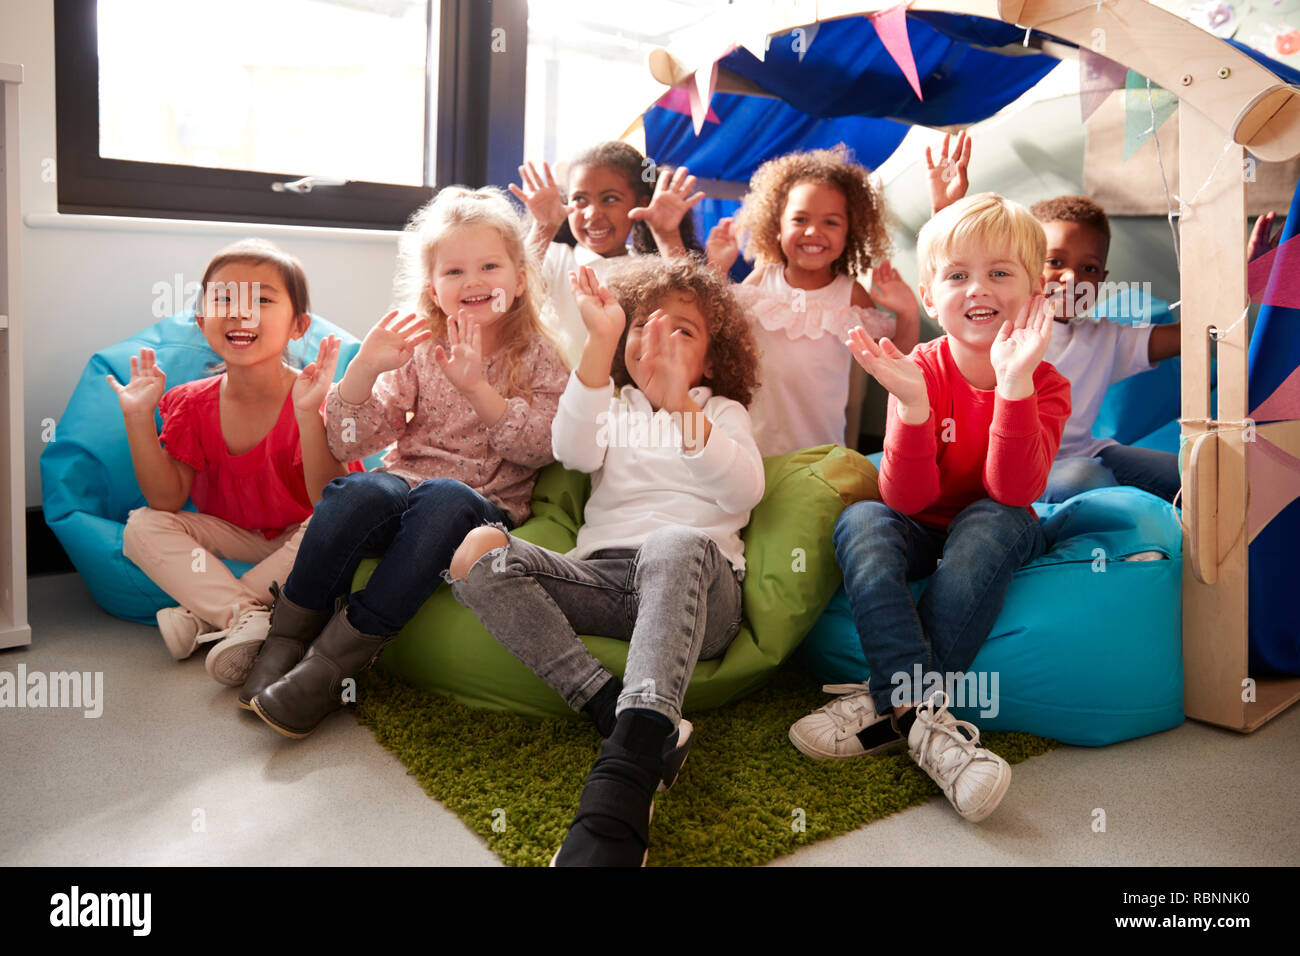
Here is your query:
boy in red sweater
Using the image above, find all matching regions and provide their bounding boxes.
[789,193,1070,822]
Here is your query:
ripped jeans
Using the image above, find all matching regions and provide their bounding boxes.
[448,524,744,726]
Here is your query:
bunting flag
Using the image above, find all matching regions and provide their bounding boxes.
[1251,364,1300,422]
[655,87,720,126]
[1248,435,1300,541]
[870,5,923,100]
[1079,48,1128,123]
[690,56,721,135]
[1122,71,1177,161]
[1247,232,1300,309]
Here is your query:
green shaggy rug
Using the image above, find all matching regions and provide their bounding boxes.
[354,667,1058,867]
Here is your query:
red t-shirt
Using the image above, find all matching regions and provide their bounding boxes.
[158,375,360,539]
[879,337,1071,529]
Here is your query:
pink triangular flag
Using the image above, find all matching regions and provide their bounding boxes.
[1247,232,1300,309]
[655,87,720,125]
[1251,363,1300,422]
[1079,48,1128,123]
[870,5,923,101]
[1247,435,1300,540]
[689,58,720,135]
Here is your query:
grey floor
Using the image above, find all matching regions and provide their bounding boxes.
[3,573,1298,866]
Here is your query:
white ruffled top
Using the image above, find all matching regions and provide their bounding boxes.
[737,264,896,458]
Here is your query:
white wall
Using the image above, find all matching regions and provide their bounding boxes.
[1,0,404,508]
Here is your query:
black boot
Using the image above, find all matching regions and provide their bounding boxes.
[250,603,390,738]
[237,583,333,710]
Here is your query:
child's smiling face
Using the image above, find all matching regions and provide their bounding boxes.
[1041,219,1109,321]
[921,241,1041,352]
[196,261,305,366]
[624,291,713,397]
[427,223,525,331]
[567,164,645,257]
[778,180,849,274]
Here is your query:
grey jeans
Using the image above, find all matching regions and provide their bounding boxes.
[449,524,744,725]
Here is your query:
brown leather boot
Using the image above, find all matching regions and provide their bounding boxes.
[236,583,332,710]
[249,603,390,739]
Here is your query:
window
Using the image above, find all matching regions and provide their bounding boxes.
[55,0,527,229]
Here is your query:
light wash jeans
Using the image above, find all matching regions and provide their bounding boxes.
[449,524,744,725]
[1040,444,1180,503]
[834,498,1047,714]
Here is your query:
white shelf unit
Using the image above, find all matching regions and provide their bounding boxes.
[0,62,29,648]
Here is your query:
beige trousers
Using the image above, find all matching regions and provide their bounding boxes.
[123,507,307,628]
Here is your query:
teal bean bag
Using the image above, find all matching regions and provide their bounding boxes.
[40,310,364,625]
[797,486,1184,746]
[370,445,881,717]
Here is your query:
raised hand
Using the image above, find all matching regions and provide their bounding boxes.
[355,311,433,378]
[706,217,740,274]
[846,327,928,416]
[628,164,705,241]
[635,310,692,411]
[292,335,342,413]
[990,293,1055,398]
[107,348,168,420]
[509,161,571,230]
[925,130,972,215]
[569,266,626,344]
[868,259,918,316]
[1247,210,1281,262]
[434,310,485,392]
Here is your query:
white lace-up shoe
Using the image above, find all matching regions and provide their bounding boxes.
[156,606,221,661]
[788,683,906,759]
[204,608,272,686]
[908,691,1011,822]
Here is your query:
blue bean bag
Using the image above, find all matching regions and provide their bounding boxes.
[797,485,1184,746]
[40,310,365,625]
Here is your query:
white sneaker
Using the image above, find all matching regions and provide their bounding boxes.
[788,683,906,759]
[156,606,221,661]
[204,608,272,686]
[907,691,1011,822]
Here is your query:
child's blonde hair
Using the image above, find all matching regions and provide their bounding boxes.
[731,143,893,278]
[603,255,760,407]
[917,192,1046,286]
[393,186,563,399]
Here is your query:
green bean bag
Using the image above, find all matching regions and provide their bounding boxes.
[365,445,880,717]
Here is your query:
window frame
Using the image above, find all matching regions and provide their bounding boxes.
[53,0,527,230]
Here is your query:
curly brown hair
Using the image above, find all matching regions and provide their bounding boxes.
[1029,195,1111,243]
[602,255,760,407]
[732,144,893,277]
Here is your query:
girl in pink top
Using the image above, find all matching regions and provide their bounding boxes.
[706,144,922,456]
[113,239,356,683]
[244,186,569,739]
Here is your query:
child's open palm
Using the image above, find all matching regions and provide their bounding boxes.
[357,311,433,377]
[292,335,342,414]
[509,161,571,229]
[926,130,972,215]
[107,348,167,419]
[628,165,705,237]
[434,310,485,392]
[990,294,1054,389]
[846,327,928,411]
[868,260,917,316]
[569,266,625,343]
[706,217,739,274]
[636,311,691,410]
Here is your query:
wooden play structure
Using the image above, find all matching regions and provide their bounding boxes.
[645,0,1300,732]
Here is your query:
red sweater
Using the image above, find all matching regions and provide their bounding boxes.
[879,337,1071,528]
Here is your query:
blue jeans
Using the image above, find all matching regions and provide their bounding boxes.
[1040,444,1180,503]
[833,498,1047,714]
[449,525,744,725]
[282,471,511,636]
